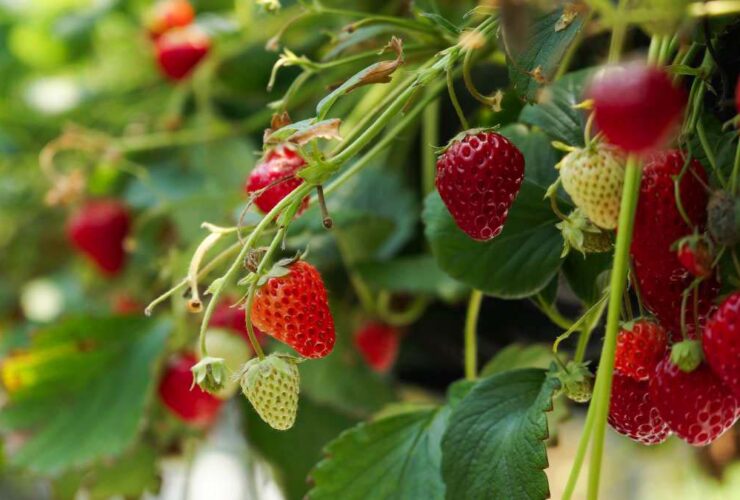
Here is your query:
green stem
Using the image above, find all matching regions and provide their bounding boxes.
[323,79,447,196]
[607,0,631,63]
[696,120,723,183]
[587,155,642,499]
[562,397,597,500]
[422,98,440,195]
[446,61,469,130]
[464,290,483,381]
[329,84,418,168]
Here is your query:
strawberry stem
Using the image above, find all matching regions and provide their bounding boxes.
[421,96,440,195]
[464,289,483,381]
[586,154,642,499]
[446,58,470,130]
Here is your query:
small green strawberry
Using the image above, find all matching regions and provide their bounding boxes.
[556,361,594,403]
[556,208,613,257]
[238,353,300,431]
[558,144,626,230]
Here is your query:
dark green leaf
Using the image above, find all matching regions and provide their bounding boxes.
[507,6,588,103]
[519,68,592,146]
[423,186,562,299]
[480,344,553,377]
[419,13,460,35]
[0,317,170,474]
[441,369,558,500]
[309,406,449,500]
[562,251,611,304]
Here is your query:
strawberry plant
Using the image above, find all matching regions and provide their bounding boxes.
[1,1,740,499]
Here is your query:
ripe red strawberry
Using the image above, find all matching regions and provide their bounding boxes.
[676,236,713,278]
[615,319,668,381]
[649,355,737,446]
[147,0,195,40]
[630,151,718,337]
[67,199,131,276]
[354,323,400,373]
[435,131,525,241]
[587,62,685,153]
[608,372,670,445]
[211,298,266,344]
[702,292,740,399]
[155,26,210,81]
[245,145,309,214]
[158,353,223,426]
[251,260,335,358]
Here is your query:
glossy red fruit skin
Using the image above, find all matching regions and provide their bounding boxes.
[158,353,223,426]
[677,241,712,278]
[66,199,131,276]
[436,131,525,241]
[147,0,195,40]
[608,372,671,445]
[210,299,265,345]
[245,146,308,214]
[703,292,740,399]
[354,323,400,373]
[630,151,718,338]
[155,27,210,81]
[251,261,335,359]
[649,356,738,446]
[587,62,686,153]
[615,320,668,381]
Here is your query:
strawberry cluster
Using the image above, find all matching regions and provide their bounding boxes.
[146,0,210,81]
[585,63,740,447]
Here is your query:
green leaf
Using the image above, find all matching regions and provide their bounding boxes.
[0,316,170,474]
[308,406,449,500]
[441,369,559,500]
[480,344,553,377]
[562,251,611,305]
[519,68,592,146]
[507,6,588,103]
[423,186,562,299]
[354,255,467,301]
[245,396,358,500]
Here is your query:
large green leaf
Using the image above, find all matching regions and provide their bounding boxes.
[308,406,449,500]
[519,69,592,147]
[0,316,170,474]
[441,369,559,500]
[245,396,358,500]
[507,6,588,103]
[423,186,562,299]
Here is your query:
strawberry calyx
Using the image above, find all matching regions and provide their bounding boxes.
[670,340,703,373]
[556,208,612,257]
[673,233,713,278]
[435,126,500,155]
[190,356,228,393]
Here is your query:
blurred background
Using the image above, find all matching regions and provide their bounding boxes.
[0,0,739,499]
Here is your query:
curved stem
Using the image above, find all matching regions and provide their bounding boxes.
[587,155,642,499]
[446,62,470,130]
[422,97,440,195]
[464,290,483,381]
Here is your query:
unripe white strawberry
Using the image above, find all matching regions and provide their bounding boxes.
[238,353,300,431]
[558,144,626,230]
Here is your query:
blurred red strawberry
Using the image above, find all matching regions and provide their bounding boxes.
[147,0,195,40]
[155,26,210,81]
[354,322,400,373]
